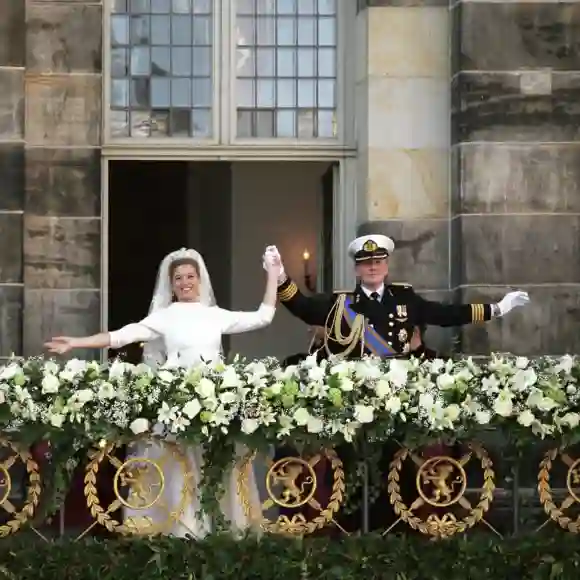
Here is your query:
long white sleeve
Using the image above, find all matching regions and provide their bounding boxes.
[218,303,276,335]
[109,323,160,349]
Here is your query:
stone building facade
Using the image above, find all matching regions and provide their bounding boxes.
[0,0,579,361]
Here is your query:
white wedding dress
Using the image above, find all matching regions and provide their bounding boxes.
[109,300,274,538]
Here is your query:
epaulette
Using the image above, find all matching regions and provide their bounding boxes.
[333,289,354,294]
[389,282,412,288]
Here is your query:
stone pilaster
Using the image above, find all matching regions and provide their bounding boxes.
[453,1,580,355]
[23,1,102,359]
[356,0,452,352]
[0,1,25,360]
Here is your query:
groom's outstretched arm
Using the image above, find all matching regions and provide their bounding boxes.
[277,277,335,328]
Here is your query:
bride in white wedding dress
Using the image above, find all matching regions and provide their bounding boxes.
[45,247,281,538]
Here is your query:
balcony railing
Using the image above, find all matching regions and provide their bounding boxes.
[0,353,579,541]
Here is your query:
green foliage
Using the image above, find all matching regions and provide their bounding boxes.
[1,532,580,580]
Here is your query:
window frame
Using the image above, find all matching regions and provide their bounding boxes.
[102,0,355,148]
[102,0,223,146]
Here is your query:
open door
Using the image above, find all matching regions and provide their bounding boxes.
[320,163,338,292]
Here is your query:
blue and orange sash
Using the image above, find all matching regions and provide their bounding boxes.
[342,296,397,358]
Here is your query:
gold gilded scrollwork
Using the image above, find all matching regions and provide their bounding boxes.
[386,443,496,538]
[236,449,345,535]
[80,437,194,538]
[538,448,580,533]
[0,438,41,538]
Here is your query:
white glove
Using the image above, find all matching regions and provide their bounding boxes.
[262,245,286,283]
[496,290,530,317]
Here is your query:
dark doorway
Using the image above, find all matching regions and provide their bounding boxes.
[107,160,233,362]
[321,163,336,293]
[108,161,189,363]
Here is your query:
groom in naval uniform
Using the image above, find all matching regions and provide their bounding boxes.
[273,235,529,358]
[268,235,529,531]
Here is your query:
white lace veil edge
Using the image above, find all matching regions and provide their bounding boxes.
[142,248,216,367]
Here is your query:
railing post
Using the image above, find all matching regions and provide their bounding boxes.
[511,459,520,535]
[361,442,370,534]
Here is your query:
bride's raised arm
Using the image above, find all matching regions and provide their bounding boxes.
[218,251,280,335]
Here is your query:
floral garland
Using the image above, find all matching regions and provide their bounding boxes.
[1,353,579,519]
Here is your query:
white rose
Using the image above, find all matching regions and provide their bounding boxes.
[512,368,537,391]
[444,404,460,422]
[385,397,401,414]
[219,392,237,405]
[329,361,351,377]
[293,408,310,426]
[339,378,354,392]
[182,399,201,419]
[302,354,318,369]
[475,410,491,425]
[157,370,175,383]
[221,367,241,388]
[493,389,513,417]
[354,404,374,424]
[375,379,392,399]
[306,416,324,433]
[44,361,59,375]
[481,375,500,393]
[428,359,445,374]
[49,413,65,428]
[354,360,381,381]
[245,360,268,378]
[0,364,18,381]
[64,359,88,374]
[41,374,60,394]
[195,378,216,399]
[537,397,558,412]
[97,382,116,400]
[108,360,128,379]
[560,412,580,429]
[418,393,434,410]
[386,360,408,387]
[455,369,473,382]
[75,389,94,404]
[437,374,455,390]
[129,418,150,435]
[58,370,78,383]
[308,366,325,382]
[268,382,283,395]
[517,410,535,427]
[241,418,259,434]
[515,357,529,369]
[555,355,575,375]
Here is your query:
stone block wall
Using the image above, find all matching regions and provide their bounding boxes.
[0,1,25,362]
[453,0,580,355]
[0,0,103,360]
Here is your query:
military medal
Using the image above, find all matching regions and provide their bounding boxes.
[396,304,408,320]
[398,328,408,343]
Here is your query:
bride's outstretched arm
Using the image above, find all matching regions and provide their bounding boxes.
[45,323,160,355]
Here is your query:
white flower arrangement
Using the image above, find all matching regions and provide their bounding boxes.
[0,353,579,448]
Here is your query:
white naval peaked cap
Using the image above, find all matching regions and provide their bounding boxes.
[347,234,395,262]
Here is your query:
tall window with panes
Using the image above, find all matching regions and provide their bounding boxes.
[107,0,338,142]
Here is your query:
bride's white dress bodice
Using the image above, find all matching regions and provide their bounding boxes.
[108,301,275,365]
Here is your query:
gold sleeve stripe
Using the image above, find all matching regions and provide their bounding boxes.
[278,281,298,302]
[470,303,485,323]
